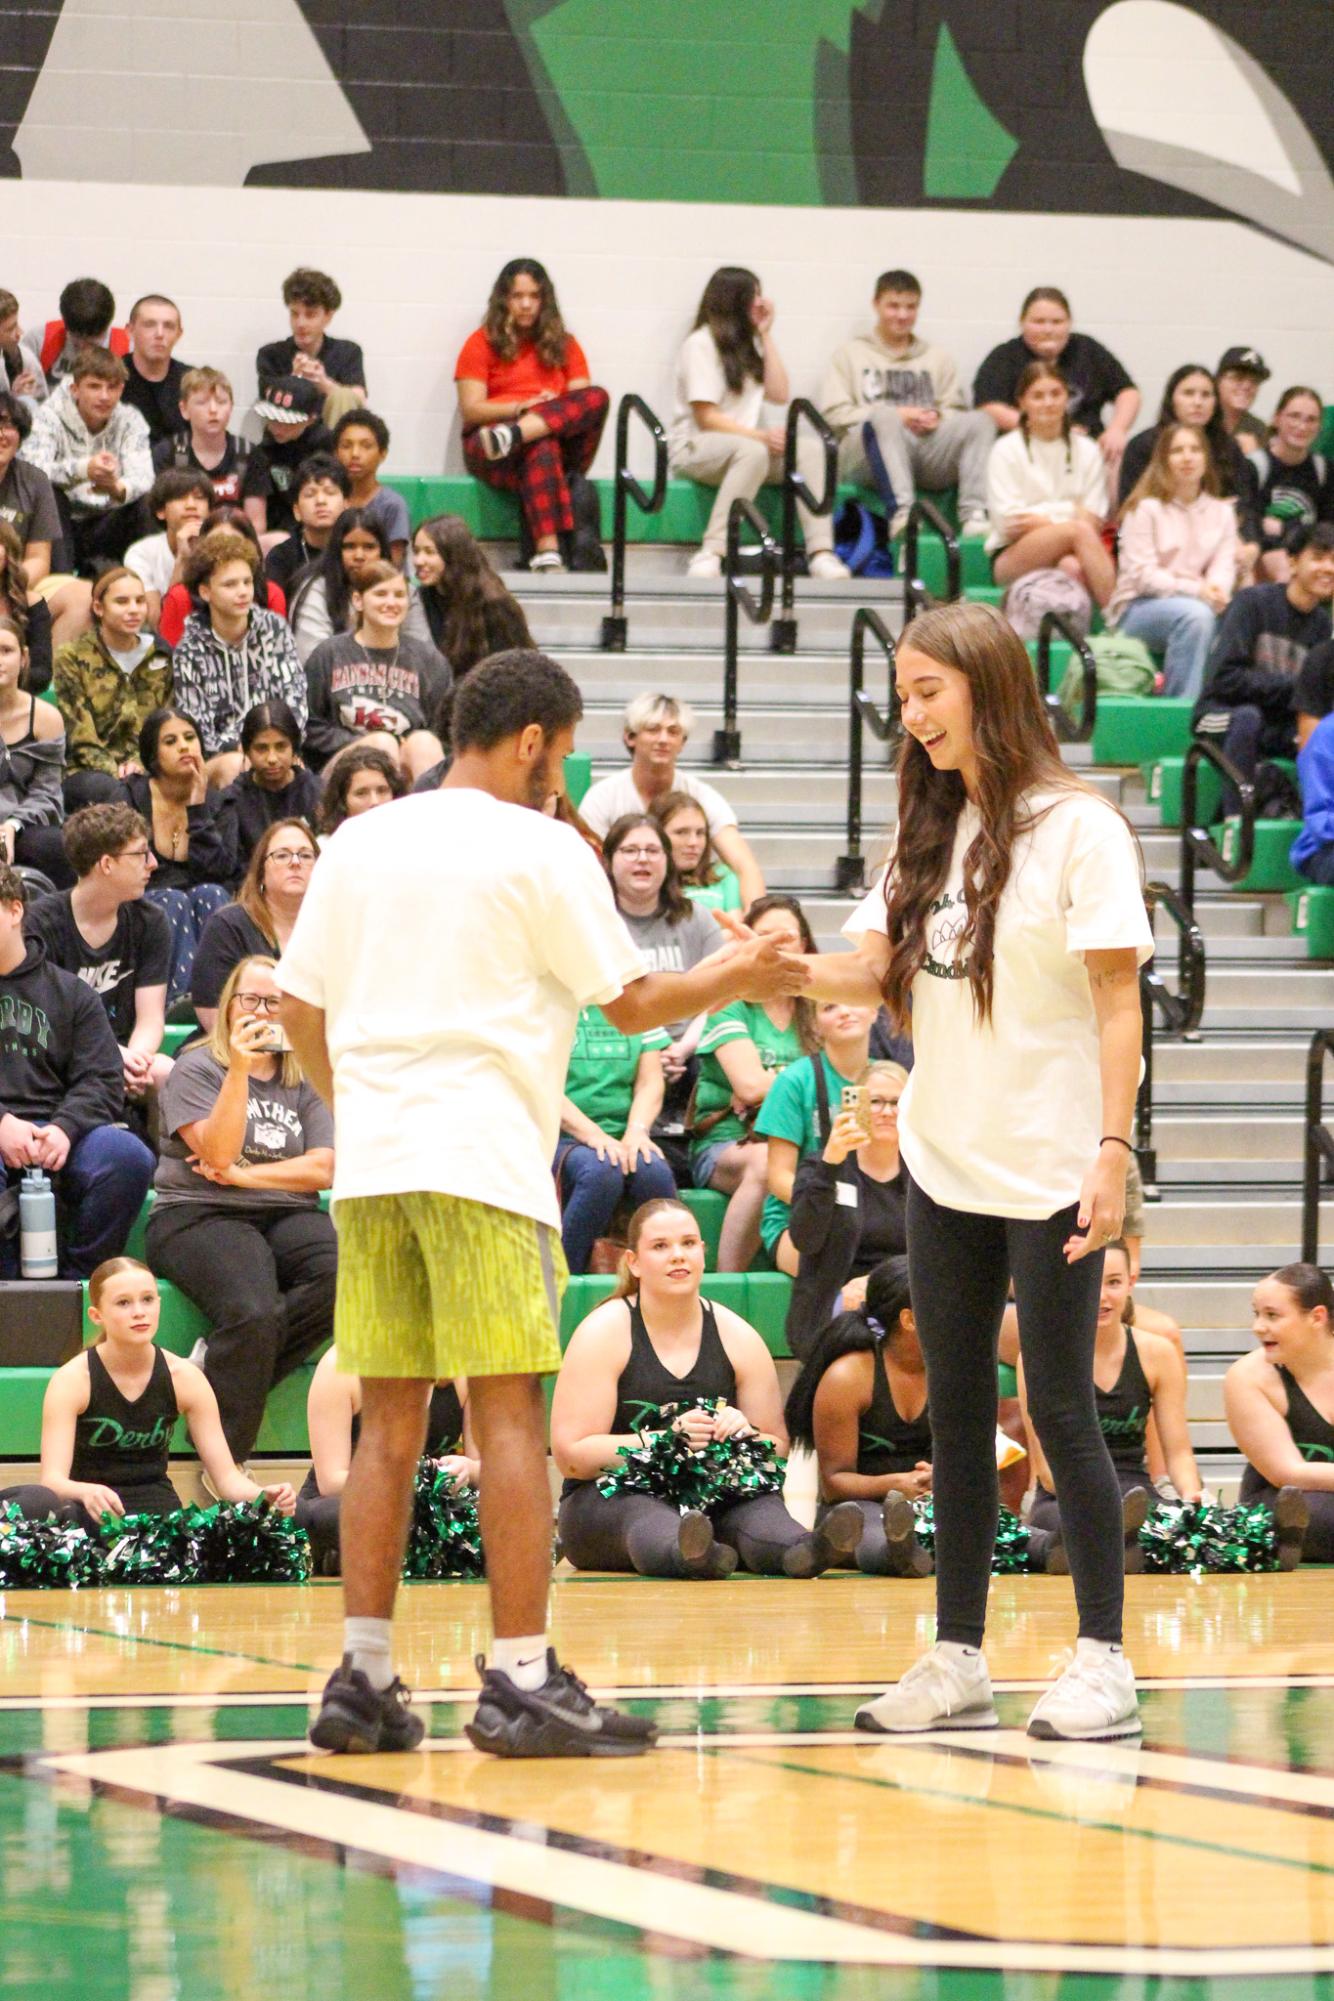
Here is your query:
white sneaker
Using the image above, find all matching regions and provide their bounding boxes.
[855,1643,998,1734]
[1026,1641,1141,1741]
[529,550,565,573]
[686,548,722,579]
[808,550,850,580]
[960,513,992,539]
[889,507,911,541]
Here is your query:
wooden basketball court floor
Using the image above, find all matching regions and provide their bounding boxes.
[3,1568,1334,2000]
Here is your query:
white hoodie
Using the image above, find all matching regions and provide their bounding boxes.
[20,379,152,515]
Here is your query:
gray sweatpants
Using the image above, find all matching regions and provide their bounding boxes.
[838,406,995,520]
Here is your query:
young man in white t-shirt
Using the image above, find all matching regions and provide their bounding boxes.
[578,691,765,907]
[124,468,214,625]
[278,648,805,1760]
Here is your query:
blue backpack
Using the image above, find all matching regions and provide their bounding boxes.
[834,499,896,579]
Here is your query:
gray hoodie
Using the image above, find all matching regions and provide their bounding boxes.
[20,379,153,516]
[819,330,967,439]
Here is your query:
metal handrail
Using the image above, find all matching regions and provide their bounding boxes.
[770,399,837,655]
[1180,738,1255,913]
[1301,1030,1334,1262]
[599,394,668,651]
[714,497,777,765]
[1134,880,1207,1196]
[1035,610,1098,743]
[835,607,900,892]
[901,497,961,621]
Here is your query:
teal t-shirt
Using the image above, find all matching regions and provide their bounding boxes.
[754,1050,867,1251]
[563,1007,670,1140]
[685,866,742,914]
[690,1001,805,1165]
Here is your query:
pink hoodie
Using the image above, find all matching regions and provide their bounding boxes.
[1109,493,1238,625]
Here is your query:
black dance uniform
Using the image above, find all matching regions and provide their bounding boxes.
[295,1381,464,1568]
[2,1346,180,1528]
[1239,1365,1334,1562]
[558,1296,843,1578]
[1029,1328,1154,1533]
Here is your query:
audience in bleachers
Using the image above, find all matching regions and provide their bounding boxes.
[0,518,52,695]
[0,390,63,597]
[145,953,336,1463]
[332,409,410,566]
[150,367,265,524]
[1215,346,1271,453]
[1194,523,1334,810]
[756,1000,876,1279]
[556,1000,676,1275]
[820,268,994,538]
[289,505,431,663]
[248,378,333,539]
[973,285,1140,476]
[221,701,321,873]
[986,361,1114,609]
[1115,364,1260,571]
[124,470,214,625]
[302,559,450,781]
[0,863,154,1277]
[1292,713,1334,883]
[689,895,817,1271]
[1250,387,1334,583]
[455,257,609,575]
[316,743,407,839]
[411,514,532,674]
[123,706,235,1000]
[784,1059,907,1355]
[157,505,285,649]
[171,529,305,786]
[0,289,47,408]
[602,811,721,981]
[579,692,765,906]
[263,453,349,598]
[120,295,191,448]
[255,268,366,427]
[1227,1263,1334,1565]
[1107,425,1239,700]
[552,1197,864,1577]
[24,805,173,1108]
[35,277,128,390]
[191,818,317,1033]
[55,566,173,810]
[651,790,740,912]
[669,265,849,583]
[22,347,153,573]
[0,613,67,881]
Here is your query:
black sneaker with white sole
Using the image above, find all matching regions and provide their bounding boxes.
[465,1650,658,1759]
[309,1654,425,1754]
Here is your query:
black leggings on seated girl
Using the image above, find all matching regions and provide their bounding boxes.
[0,1478,179,1534]
[558,1480,820,1576]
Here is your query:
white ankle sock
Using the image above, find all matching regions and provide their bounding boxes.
[344,1616,394,1691]
[1076,1637,1124,1660]
[491,1634,550,1692]
[936,1642,981,1663]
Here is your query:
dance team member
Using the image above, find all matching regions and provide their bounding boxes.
[799,599,1152,1740]
[1227,1263,1334,1564]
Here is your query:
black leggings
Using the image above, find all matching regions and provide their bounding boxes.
[295,1489,342,1567]
[558,1481,815,1577]
[1029,1468,1153,1537]
[1242,1481,1334,1563]
[0,1479,179,1532]
[822,1495,1056,1576]
[907,1179,1125,1646]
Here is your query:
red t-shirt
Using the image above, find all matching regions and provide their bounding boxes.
[453,327,590,404]
[159,579,286,649]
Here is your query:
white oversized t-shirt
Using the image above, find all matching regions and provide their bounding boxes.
[276,789,647,1228]
[578,766,739,840]
[669,325,766,454]
[845,789,1152,1218]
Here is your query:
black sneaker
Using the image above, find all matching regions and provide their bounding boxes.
[783,1499,865,1577]
[309,1654,425,1754]
[465,1651,658,1759]
[881,1490,934,1576]
[1272,1485,1309,1571]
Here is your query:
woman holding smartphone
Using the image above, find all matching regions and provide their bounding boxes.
[799,599,1151,1741]
[145,953,338,1464]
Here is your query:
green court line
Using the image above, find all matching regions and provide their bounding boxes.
[707,1744,1334,1885]
[0,1609,318,1676]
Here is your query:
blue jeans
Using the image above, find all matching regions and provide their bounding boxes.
[149,884,231,1004]
[1,1124,155,1279]
[1118,594,1218,701]
[554,1137,676,1274]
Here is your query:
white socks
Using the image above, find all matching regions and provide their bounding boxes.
[491,1634,550,1692]
[345,1616,394,1691]
[1077,1637,1124,1660]
[936,1642,981,1662]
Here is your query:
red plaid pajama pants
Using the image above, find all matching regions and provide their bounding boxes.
[463,384,610,539]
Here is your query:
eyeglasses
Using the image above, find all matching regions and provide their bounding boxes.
[235,992,281,1013]
[868,1096,900,1113]
[116,845,151,862]
[0,421,20,438]
[616,846,664,862]
[266,848,316,867]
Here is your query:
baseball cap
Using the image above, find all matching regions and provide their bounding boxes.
[253,374,322,424]
[1217,346,1270,381]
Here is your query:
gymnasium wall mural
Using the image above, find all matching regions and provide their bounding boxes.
[3,0,1332,264]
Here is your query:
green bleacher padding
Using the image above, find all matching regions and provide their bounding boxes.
[901,535,991,598]
[742,1273,792,1357]
[1091,698,1194,767]
[0,1368,52,1455]
[966,584,1003,608]
[1217,817,1305,893]
[161,1023,200,1058]
[558,1269,794,1354]
[678,1187,726,1267]
[254,1362,323,1454]
[997,1362,1018,1400]
[1287,884,1334,958]
[564,752,592,809]
[1145,755,1222,829]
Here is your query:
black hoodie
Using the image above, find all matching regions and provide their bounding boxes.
[0,938,125,1141]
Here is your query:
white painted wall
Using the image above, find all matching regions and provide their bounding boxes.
[5,180,1329,477]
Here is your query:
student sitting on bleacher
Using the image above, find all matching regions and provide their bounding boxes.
[157,506,286,650]
[0,1255,296,1529]
[0,863,154,1278]
[1252,388,1334,584]
[0,388,67,629]
[1194,524,1334,813]
[579,692,765,906]
[985,361,1114,609]
[651,790,741,912]
[411,515,533,676]
[332,410,410,568]
[146,954,337,1465]
[755,1001,875,1280]
[1114,365,1259,576]
[124,469,214,628]
[36,276,127,390]
[819,267,993,539]
[973,286,1139,478]
[0,288,46,409]
[302,559,450,783]
[170,530,305,788]
[669,266,848,583]
[191,818,317,1033]
[247,378,333,542]
[221,701,321,874]
[123,707,236,1001]
[0,613,67,884]
[120,294,190,450]
[150,367,266,524]
[689,895,817,1272]
[256,267,367,429]
[0,517,52,695]
[263,454,349,600]
[297,1352,474,1573]
[1215,346,1271,455]
[21,347,153,574]
[455,257,609,575]
[55,567,174,812]
[1107,425,1238,701]
[555,999,677,1275]
[317,744,407,839]
[288,506,432,665]
[1225,1262,1334,1566]
[552,1196,864,1577]
[24,805,174,1112]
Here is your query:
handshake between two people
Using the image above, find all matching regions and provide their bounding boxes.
[703,910,812,1003]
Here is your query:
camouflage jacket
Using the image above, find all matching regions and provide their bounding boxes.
[54,630,174,776]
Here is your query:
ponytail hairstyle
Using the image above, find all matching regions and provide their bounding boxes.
[612,1197,699,1300]
[784,1256,914,1450]
[1269,1262,1334,1320]
[881,601,1117,1029]
[692,266,765,395]
[1014,358,1072,468]
[87,1255,157,1341]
